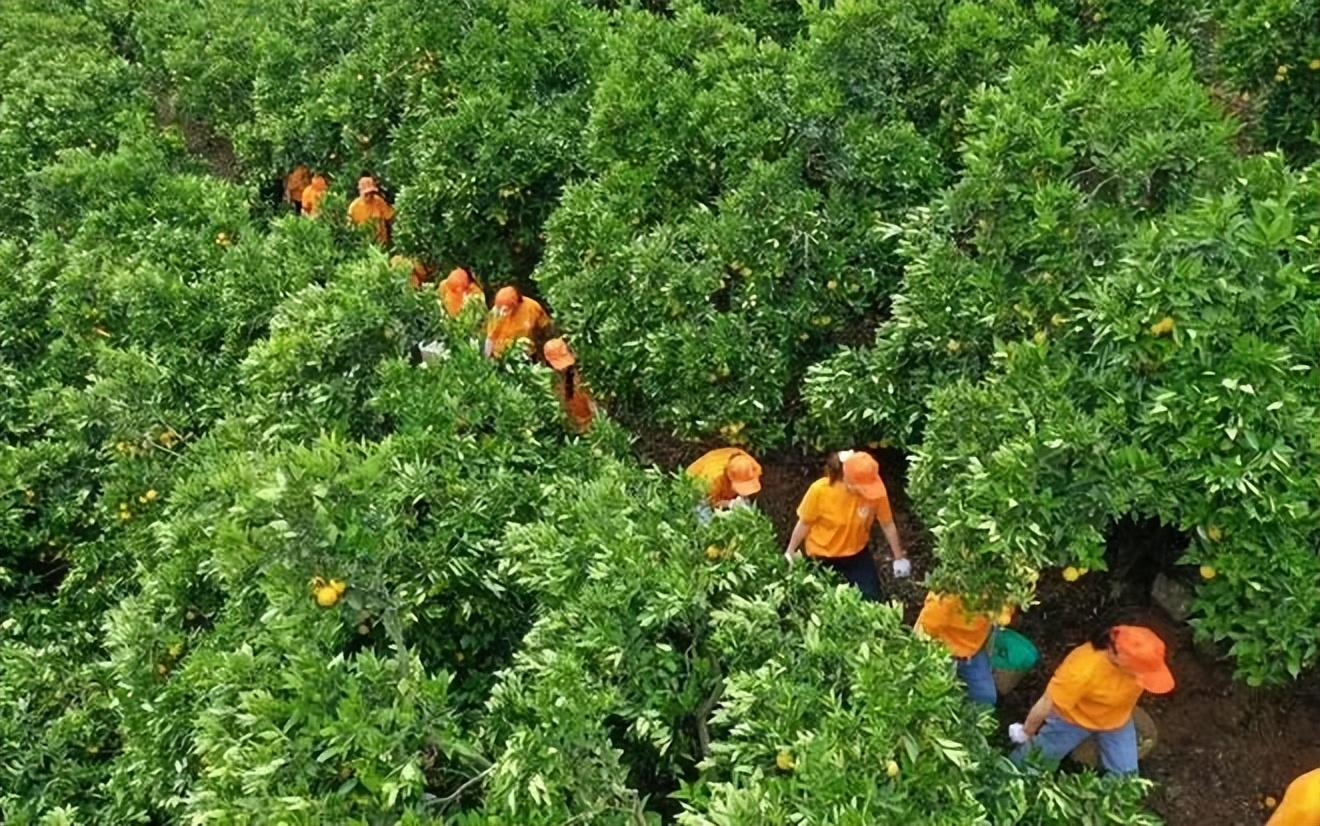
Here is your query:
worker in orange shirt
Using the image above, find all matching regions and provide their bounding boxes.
[1012,625,1174,776]
[916,593,1014,705]
[438,267,485,318]
[485,286,550,359]
[1268,769,1320,826]
[284,165,311,212]
[543,338,596,433]
[347,175,395,245]
[783,450,909,601]
[686,447,762,521]
[300,174,329,217]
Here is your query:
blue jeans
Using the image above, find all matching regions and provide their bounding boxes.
[955,645,996,705]
[815,551,881,602]
[1011,712,1139,776]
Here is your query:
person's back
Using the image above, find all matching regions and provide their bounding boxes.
[1269,769,1320,826]
[301,175,328,217]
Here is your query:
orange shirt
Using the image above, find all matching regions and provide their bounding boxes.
[347,194,395,244]
[301,179,328,216]
[795,477,892,559]
[555,374,596,432]
[486,297,550,357]
[916,593,1012,659]
[1047,643,1144,731]
[439,280,485,317]
[686,447,745,506]
[1268,769,1320,826]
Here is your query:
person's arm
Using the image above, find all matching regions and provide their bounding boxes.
[879,519,905,561]
[784,519,809,565]
[1023,692,1053,737]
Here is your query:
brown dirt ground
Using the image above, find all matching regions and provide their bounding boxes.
[632,428,1320,826]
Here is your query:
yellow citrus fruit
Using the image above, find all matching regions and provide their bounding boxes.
[826,280,838,290]
[357,623,370,636]
[775,750,795,771]
[886,760,900,778]
[315,586,340,608]
[1149,316,1175,336]
[1206,525,1223,542]
[1311,59,1320,70]
[145,489,158,502]
[945,339,962,353]
[1199,565,1217,580]
[1062,566,1081,583]
[705,545,722,562]
[329,579,347,596]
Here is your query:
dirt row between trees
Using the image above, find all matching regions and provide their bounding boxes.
[632,429,1320,826]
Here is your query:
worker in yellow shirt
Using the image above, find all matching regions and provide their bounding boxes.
[485,286,551,358]
[1012,625,1174,775]
[438,267,485,318]
[784,450,909,601]
[916,593,1013,705]
[347,175,395,245]
[686,447,762,521]
[300,174,329,217]
[1268,769,1320,826]
[543,338,596,433]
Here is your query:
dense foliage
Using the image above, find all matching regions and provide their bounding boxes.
[1,0,1317,822]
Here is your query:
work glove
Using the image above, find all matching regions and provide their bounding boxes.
[1008,723,1029,745]
[891,558,911,579]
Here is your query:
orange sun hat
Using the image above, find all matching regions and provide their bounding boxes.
[543,338,576,370]
[842,452,886,500]
[1112,626,1175,694]
[726,452,762,497]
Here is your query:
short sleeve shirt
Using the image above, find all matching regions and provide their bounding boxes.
[795,478,892,559]
[1047,643,1144,731]
[1268,769,1320,826]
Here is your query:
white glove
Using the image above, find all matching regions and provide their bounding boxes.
[1008,723,1029,745]
[892,558,911,578]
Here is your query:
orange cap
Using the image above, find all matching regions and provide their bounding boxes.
[444,267,471,288]
[357,176,380,197]
[543,338,576,370]
[842,452,886,500]
[493,286,521,310]
[726,452,762,497]
[1112,626,1175,694]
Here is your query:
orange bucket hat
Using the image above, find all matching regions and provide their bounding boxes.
[543,338,576,371]
[357,175,380,197]
[1112,626,1175,694]
[842,452,886,500]
[443,267,471,288]
[726,452,762,497]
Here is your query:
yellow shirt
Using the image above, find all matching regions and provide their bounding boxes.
[916,593,1012,659]
[486,297,550,357]
[439,280,485,318]
[795,477,892,559]
[347,194,396,244]
[1047,643,1143,731]
[1268,769,1320,826]
[686,447,745,506]
[300,179,328,216]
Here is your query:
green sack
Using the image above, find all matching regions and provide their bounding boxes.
[990,628,1039,672]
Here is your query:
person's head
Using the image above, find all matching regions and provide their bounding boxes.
[828,450,886,499]
[543,338,576,372]
[357,175,380,198]
[493,286,521,317]
[1091,626,1175,694]
[309,174,327,189]
[725,451,762,499]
